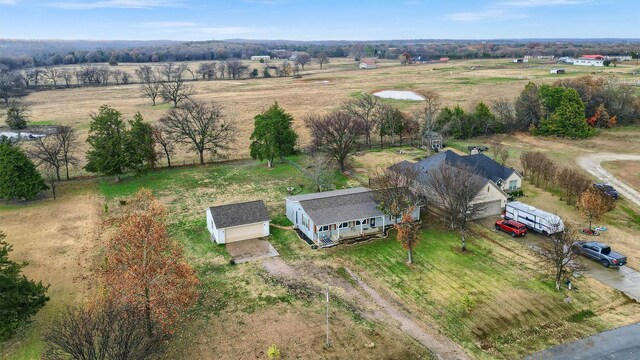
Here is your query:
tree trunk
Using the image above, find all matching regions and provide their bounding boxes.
[51,183,56,199]
[145,286,153,337]
[267,159,273,168]
[407,248,413,264]
[555,272,562,291]
[65,160,70,180]
[55,167,61,182]
[164,150,172,168]
[380,135,384,149]
[199,150,205,165]
[461,231,467,252]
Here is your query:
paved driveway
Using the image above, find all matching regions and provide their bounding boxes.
[584,264,640,302]
[526,323,640,360]
[226,239,279,264]
[578,153,640,207]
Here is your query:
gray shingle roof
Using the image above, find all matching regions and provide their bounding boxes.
[208,200,270,229]
[298,190,385,226]
[286,187,369,202]
[398,150,516,184]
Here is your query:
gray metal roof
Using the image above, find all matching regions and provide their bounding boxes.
[286,187,369,202]
[299,190,385,226]
[208,200,270,229]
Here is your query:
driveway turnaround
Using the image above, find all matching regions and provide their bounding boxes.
[226,239,279,264]
[585,265,640,302]
[578,153,640,207]
[526,323,640,360]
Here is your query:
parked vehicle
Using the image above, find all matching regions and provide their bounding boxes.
[504,201,564,236]
[572,241,627,268]
[495,219,527,237]
[594,183,619,199]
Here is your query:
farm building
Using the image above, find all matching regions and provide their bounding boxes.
[439,57,450,63]
[359,59,377,69]
[605,55,632,62]
[512,58,529,63]
[390,150,523,218]
[580,54,604,60]
[206,200,270,244]
[550,68,566,74]
[250,55,271,61]
[285,187,420,247]
[574,58,604,67]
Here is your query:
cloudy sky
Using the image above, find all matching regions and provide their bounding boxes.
[0,0,638,41]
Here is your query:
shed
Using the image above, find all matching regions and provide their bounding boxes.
[550,68,566,74]
[359,59,377,69]
[206,200,270,244]
[423,131,444,150]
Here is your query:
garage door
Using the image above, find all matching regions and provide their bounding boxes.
[225,222,264,243]
[472,200,502,219]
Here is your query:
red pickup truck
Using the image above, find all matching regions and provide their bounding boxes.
[495,219,527,237]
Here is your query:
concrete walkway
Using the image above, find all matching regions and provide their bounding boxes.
[586,265,640,302]
[526,323,640,360]
[578,153,640,207]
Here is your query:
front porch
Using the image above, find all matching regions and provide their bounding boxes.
[315,215,390,248]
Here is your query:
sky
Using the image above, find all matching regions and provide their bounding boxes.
[0,0,639,41]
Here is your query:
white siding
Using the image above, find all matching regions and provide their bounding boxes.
[502,172,523,192]
[473,181,509,210]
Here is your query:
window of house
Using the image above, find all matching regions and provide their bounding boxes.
[339,222,348,229]
[320,225,329,232]
[301,215,309,230]
[370,218,376,226]
[355,220,361,226]
[509,180,518,191]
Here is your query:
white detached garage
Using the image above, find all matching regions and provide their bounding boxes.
[206,200,270,244]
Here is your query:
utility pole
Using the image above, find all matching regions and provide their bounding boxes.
[325,284,330,348]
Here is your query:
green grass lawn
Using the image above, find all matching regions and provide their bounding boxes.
[336,227,618,359]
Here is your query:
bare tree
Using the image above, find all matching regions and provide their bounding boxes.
[539,224,579,290]
[151,124,175,168]
[59,70,73,88]
[225,60,249,79]
[491,98,517,133]
[414,90,442,139]
[577,188,615,230]
[425,164,486,252]
[490,141,509,165]
[140,74,162,106]
[158,62,186,82]
[95,66,110,86]
[293,52,312,70]
[197,62,217,80]
[305,111,365,172]
[135,65,154,83]
[303,152,334,192]
[160,70,194,108]
[371,165,421,220]
[111,69,123,85]
[278,60,293,77]
[27,126,78,180]
[160,100,236,165]
[343,93,379,149]
[555,167,591,205]
[45,68,60,87]
[43,302,166,360]
[316,52,330,69]
[0,71,27,105]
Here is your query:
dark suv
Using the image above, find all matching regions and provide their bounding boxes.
[495,220,527,237]
[594,183,619,199]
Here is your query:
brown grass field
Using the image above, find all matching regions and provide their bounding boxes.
[19,57,640,172]
[2,58,640,359]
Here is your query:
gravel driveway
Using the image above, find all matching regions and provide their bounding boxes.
[578,153,640,207]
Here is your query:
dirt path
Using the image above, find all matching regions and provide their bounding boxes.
[344,268,471,360]
[578,153,640,207]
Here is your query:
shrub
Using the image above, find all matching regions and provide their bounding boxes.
[267,344,281,360]
[460,294,477,314]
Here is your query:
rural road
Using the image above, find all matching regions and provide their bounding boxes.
[525,322,640,360]
[578,153,640,207]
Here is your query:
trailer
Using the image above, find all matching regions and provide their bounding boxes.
[504,201,564,236]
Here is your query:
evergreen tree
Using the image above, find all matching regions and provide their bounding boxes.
[536,88,594,138]
[515,82,542,131]
[472,102,501,136]
[538,84,565,119]
[126,113,156,170]
[0,231,49,341]
[249,102,297,167]
[86,106,154,180]
[0,142,48,200]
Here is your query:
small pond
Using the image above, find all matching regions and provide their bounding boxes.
[372,90,425,101]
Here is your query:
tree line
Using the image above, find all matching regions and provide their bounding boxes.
[2,38,639,71]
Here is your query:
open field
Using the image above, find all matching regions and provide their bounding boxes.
[16,58,640,175]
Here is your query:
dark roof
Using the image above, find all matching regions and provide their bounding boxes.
[397,150,517,184]
[299,189,385,226]
[208,200,270,229]
[286,187,369,202]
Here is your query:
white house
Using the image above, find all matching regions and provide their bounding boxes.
[574,58,604,67]
[390,150,524,218]
[250,55,271,61]
[206,200,270,244]
[359,59,377,69]
[286,187,420,247]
